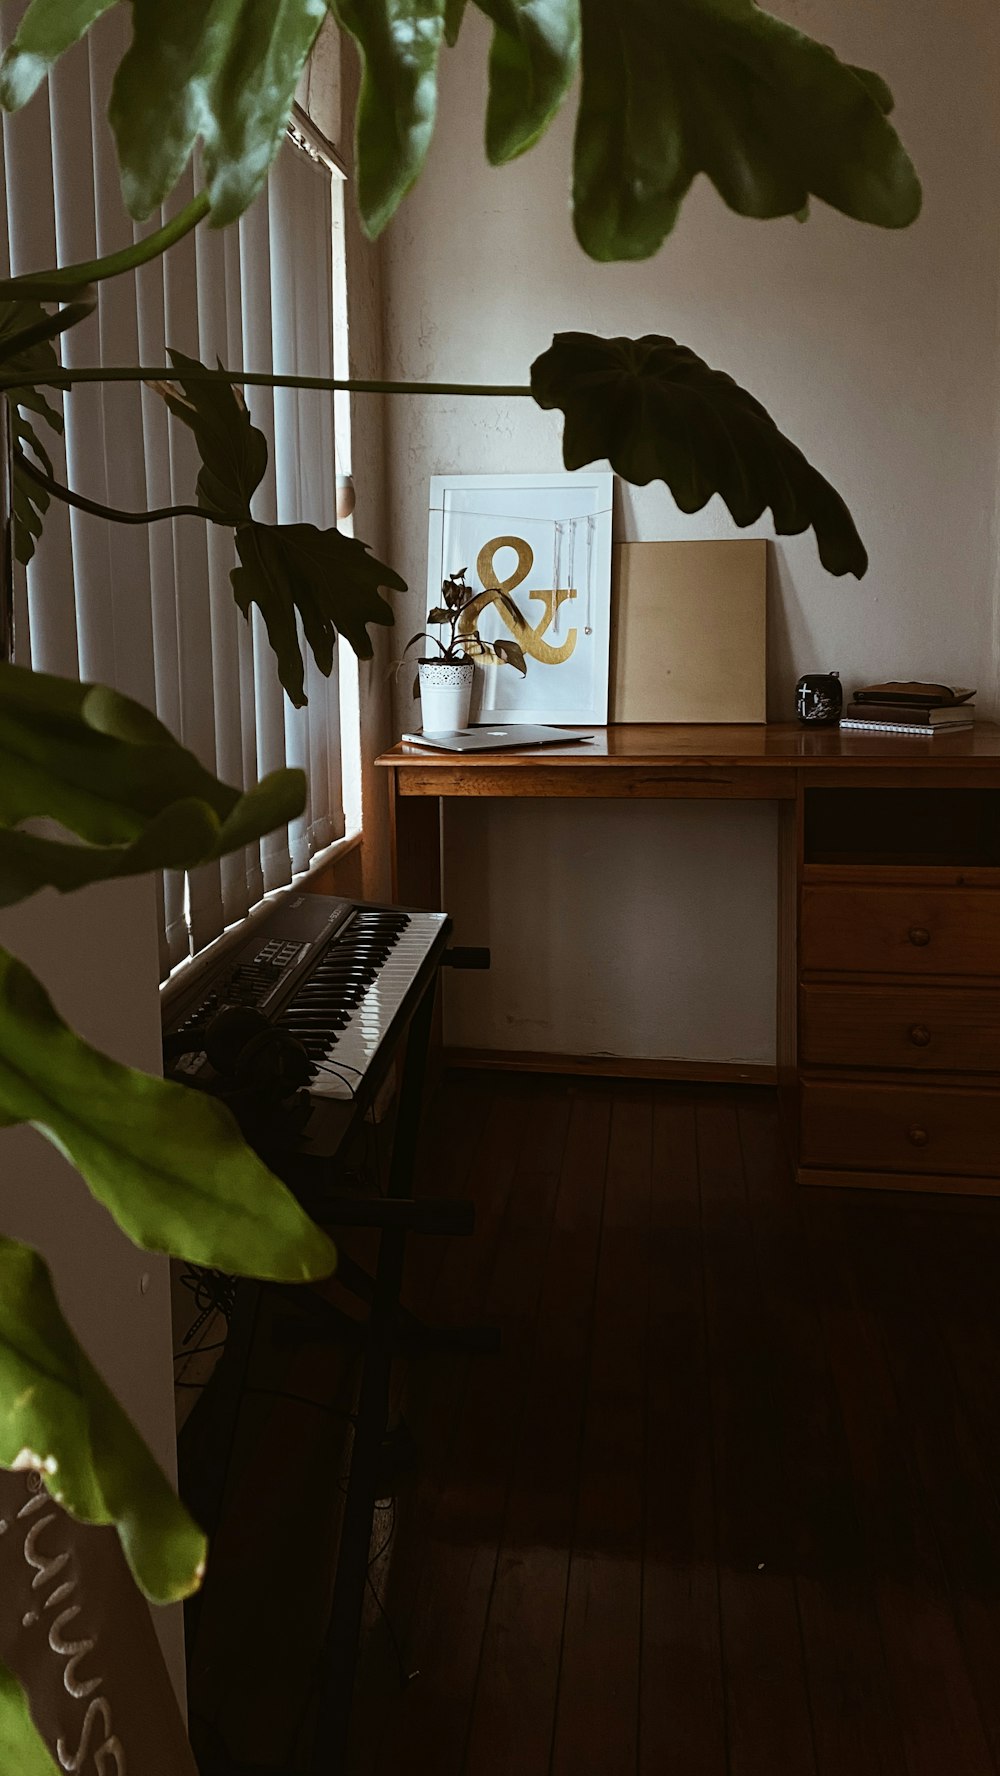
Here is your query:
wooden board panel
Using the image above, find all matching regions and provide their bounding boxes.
[801,885,1000,977]
[610,540,767,723]
[445,1048,776,1085]
[800,983,1000,1073]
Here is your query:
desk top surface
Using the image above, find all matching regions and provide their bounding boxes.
[378,722,1000,771]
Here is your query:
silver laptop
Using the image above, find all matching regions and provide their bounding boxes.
[401,725,595,754]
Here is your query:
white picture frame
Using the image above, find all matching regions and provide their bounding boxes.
[426,471,614,726]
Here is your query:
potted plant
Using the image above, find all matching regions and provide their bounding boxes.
[405,569,527,730]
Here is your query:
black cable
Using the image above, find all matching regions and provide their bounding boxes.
[177,1266,238,1343]
[320,1055,365,1078]
[364,1499,416,1690]
[369,1495,396,1566]
[364,1569,413,1691]
[310,1058,358,1099]
[242,1385,357,1425]
[173,1338,227,1362]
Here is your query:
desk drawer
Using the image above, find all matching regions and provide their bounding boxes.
[800,885,1000,976]
[800,1080,1000,1176]
[800,984,1000,1073]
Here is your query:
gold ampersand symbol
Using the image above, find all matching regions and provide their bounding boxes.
[456,535,578,666]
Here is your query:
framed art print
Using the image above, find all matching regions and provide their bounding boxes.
[426,471,614,725]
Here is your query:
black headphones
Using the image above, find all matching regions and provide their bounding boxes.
[201,1004,315,1095]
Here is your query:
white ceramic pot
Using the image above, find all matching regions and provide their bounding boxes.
[418,658,474,732]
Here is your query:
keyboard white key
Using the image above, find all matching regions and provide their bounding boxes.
[283,911,448,1100]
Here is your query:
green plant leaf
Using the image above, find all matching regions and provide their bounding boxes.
[0,1661,58,1776]
[0,1236,206,1603]
[0,299,67,566]
[531,331,867,577]
[328,0,448,238]
[0,775,304,906]
[153,351,404,705]
[11,414,52,567]
[107,0,327,226]
[475,0,580,164]
[0,0,921,262]
[444,0,467,43]
[0,947,337,1281]
[493,636,527,673]
[233,521,402,708]
[0,659,307,901]
[152,348,267,523]
[573,0,922,261]
[0,0,118,111]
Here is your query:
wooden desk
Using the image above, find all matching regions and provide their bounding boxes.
[378,724,1000,1195]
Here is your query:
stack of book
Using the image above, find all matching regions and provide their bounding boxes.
[840,682,976,736]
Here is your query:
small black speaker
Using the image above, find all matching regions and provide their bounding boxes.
[796,671,843,725]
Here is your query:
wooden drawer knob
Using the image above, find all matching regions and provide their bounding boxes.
[908,1024,932,1048]
[907,1125,929,1147]
[908,926,931,947]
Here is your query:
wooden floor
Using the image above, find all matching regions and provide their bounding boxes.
[347,1073,1000,1776]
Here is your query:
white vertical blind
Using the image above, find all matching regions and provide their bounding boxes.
[1,5,347,976]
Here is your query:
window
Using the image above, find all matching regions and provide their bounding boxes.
[1,8,354,977]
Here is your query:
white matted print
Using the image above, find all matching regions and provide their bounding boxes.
[427,472,614,725]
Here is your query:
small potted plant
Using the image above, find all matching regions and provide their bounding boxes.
[405,569,527,730]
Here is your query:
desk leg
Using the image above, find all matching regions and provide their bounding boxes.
[389,778,442,910]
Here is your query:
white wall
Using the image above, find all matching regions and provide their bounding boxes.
[383,0,1000,1065]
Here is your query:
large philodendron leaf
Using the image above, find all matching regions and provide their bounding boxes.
[0,0,920,259]
[150,350,268,524]
[0,1662,58,1776]
[573,0,922,261]
[0,776,306,906]
[0,0,118,110]
[0,946,337,1281]
[233,522,401,708]
[532,331,867,577]
[475,0,580,165]
[444,0,467,43]
[0,0,326,225]
[0,659,306,904]
[110,0,327,226]
[156,352,404,706]
[0,1236,206,1603]
[328,0,449,239]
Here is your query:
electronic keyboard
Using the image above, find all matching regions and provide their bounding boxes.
[162,892,450,1121]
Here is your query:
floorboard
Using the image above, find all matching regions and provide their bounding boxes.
[463,1087,611,1776]
[639,1092,727,1776]
[369,1078,571,1775]
[549,1090,651,1776]
[271,1071,1000,1776]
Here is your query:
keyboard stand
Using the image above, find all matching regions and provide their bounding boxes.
[308,974,447,1773]
[179,967,499,1776]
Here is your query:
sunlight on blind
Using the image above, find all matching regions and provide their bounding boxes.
[0,4,347,977]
